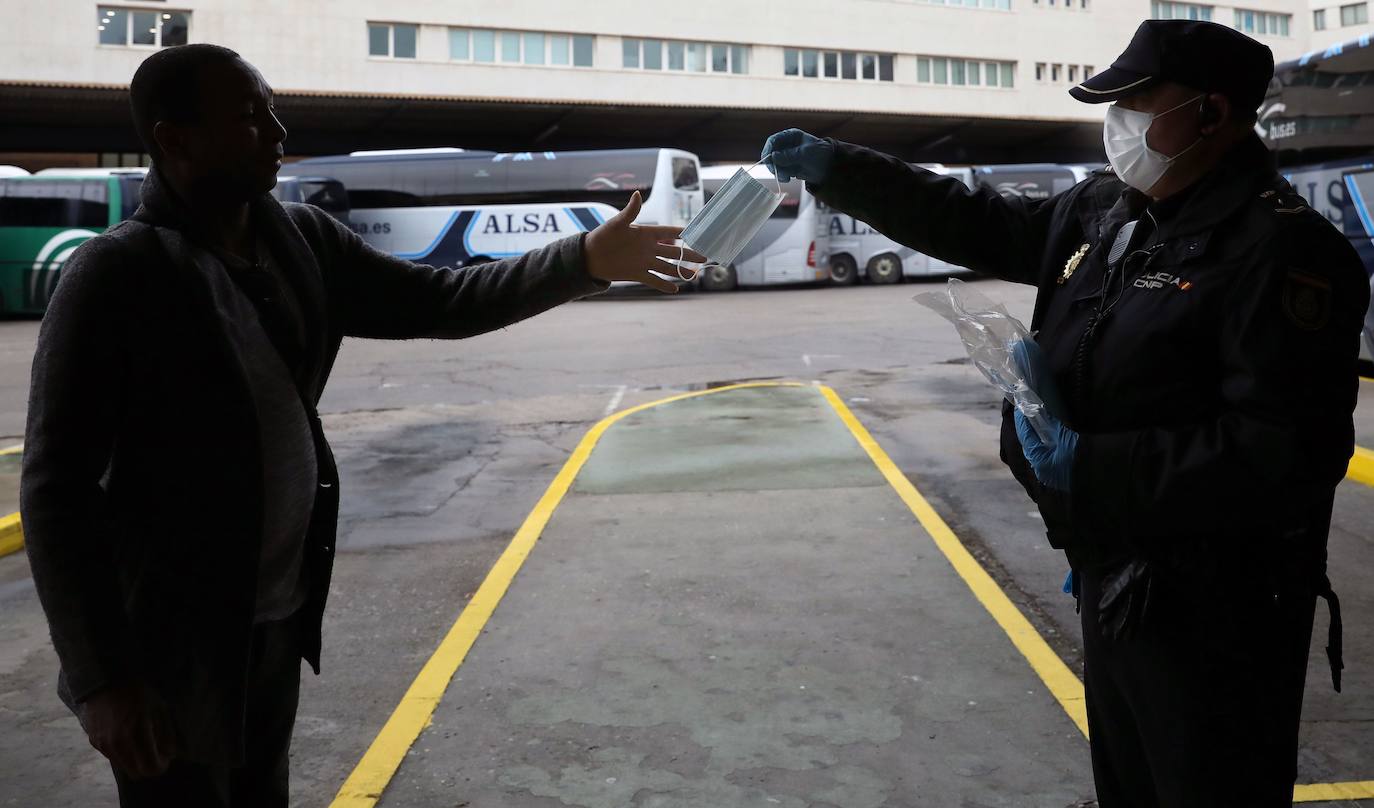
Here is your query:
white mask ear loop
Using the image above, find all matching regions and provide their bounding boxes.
[674,243,699,282]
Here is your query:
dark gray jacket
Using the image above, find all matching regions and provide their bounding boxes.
[20,167,607,762]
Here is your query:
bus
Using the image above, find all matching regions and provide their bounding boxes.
[822,165,975,285]
[694,164,828,291]
[971,163,1092,201]
[293,148,704,274]
[1262,34,1374,363]
[272,175,350,220]
[0,168,145,314]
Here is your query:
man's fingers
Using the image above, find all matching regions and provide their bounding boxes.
[610,191,643,225]
[652,243,708,264]
[638,271,680,294]
[635,224,684,241]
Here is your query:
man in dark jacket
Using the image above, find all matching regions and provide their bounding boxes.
[764,20,1366,808]
[20,44,705,807]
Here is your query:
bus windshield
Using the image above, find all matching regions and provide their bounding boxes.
[1262,35,1374,164]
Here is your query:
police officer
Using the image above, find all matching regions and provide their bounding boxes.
[763,20,1365,807]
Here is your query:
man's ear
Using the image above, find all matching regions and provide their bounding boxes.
[1200,93,1230,135]
[152,120,185,161]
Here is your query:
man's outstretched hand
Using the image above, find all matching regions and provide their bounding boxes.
[82,680,177,779]
[584,191,707,293]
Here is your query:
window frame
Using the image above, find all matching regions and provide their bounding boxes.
[98,6,190,48]
[917,56,1013,89]
[786,47,892,82]
[1341,2,1369,26]
[451,28,593,68]
[368,22,417,59]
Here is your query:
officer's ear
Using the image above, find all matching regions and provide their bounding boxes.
[1199,93,1231,136]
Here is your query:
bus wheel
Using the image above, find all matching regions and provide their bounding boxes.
[829,254,859,286]
[699,263,738,292]
[867,253,903,285]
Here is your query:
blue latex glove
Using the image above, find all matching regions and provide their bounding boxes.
[760,129,834,184]
[1014,409,1078,492]
[1009,337,1066,418]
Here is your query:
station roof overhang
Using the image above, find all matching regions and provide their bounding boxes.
[0,81,1106,165]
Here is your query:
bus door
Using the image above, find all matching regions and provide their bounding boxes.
[0,177,114,314]
[668,155,702,227]
[1340,167,1374,361]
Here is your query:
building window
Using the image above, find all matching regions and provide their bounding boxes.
[915,0,1013,9]
[1341,2,1369,25]
[368,23,416,58]
[1150,1,1213,20]
[627,38,748,73]
[98,6,189,47]
[1084,64,1094,77]
[786,48,893,81]
[1068,65,1078,83]
[1314,8,1327,29]
[451,29,593,67]
[919,56,1014,87]
[1233,9,1291,35]
[1035,61,1046,81]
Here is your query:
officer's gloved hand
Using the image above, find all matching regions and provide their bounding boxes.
[1014,409,1078,492]
[761,129,834,184]
[1010,337,1078,491]
[1010,337,1067,417]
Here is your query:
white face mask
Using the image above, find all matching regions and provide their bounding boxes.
[1103,95,1204,193]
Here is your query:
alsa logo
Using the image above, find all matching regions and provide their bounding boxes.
[1134,271,1193,292]
[481,213,562,235]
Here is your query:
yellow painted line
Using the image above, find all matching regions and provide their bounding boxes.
[1294,781,1374,801]
[1348,446,1374,488]
[328,381,805,808]
[823,388,1374,803]
[0,512,21,558]
[334,381,1373,806]
[817,386,1091,737]
[0,443,21,456]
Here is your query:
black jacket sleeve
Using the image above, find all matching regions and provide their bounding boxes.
[1073,219,1368,541]
[302,207,609,340]
[807,139,1070,285]
[20,236,134,702]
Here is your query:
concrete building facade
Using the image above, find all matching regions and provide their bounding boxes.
[0,0,1367,167]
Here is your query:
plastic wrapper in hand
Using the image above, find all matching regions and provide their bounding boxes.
[914,278,1055,443]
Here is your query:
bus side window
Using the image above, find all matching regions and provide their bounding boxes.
[0,179,109,228]
[119,176,145,221]
[672,158,700,191]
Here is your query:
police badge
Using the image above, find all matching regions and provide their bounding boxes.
[1283,269,1331,331]
[1058,242,1091,285]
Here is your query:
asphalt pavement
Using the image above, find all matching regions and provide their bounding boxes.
[0,279,1370,807]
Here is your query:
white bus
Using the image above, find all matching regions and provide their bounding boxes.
[293,148,704,271]
[695,164,828,291]
[822,165,975,285]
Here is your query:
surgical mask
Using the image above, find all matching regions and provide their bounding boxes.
[1103,95,1204,193]
[672,163,784,280]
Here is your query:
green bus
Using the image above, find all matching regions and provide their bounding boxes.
[0,169,146,315]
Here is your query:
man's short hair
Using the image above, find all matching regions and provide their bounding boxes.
[129,44,242,161]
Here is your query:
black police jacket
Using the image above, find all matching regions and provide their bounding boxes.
[809,135,1367,575]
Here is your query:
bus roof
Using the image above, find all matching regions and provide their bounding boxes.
[32,167,149,178]
[298,147,680,167]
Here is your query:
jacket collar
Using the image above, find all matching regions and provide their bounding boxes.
[133,165,331,401]
[1155,133,1276,239]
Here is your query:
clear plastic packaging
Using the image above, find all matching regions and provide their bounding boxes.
[914,278,1055,442]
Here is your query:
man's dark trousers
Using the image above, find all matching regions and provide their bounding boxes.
[1080,564,1317,807]
[111,616,302,808]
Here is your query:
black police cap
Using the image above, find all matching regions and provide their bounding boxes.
[1070,19,1274,113]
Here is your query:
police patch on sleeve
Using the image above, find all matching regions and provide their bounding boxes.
[1283,270,1332,331]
